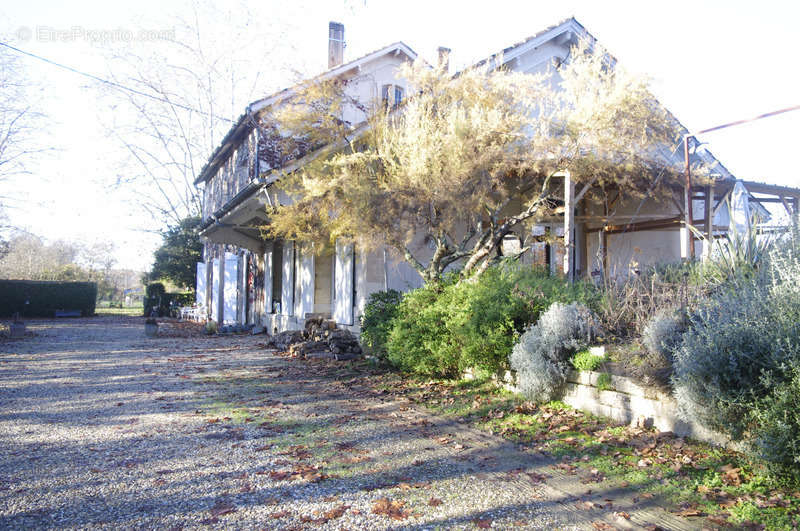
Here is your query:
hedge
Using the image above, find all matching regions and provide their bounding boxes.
[144,282,194,317]
[0,279,97,317]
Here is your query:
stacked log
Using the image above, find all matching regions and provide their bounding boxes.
[266,317,362,361]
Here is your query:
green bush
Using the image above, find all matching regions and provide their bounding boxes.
[0,280,97,317]
[673,229,800,475]
[385,265,599,377]
[571,349,606,371]
[144,283,192,317]
[386,283,459,377]
[360,289,403,357]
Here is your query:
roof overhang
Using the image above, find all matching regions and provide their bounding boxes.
[199,187,272,252]
[194,42,417,187]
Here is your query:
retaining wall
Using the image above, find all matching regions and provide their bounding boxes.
[484,368,729,447]
[561,370,728,446]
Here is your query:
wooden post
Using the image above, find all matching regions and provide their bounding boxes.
[683,136,695,260]
[703,184,714,260]
[601,197,609,279]
[563,172,575,281]
[681,184,691,260]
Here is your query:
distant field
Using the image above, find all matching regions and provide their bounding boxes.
[95,306,143,317]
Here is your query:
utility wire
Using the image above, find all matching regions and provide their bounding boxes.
[619,103,800,238]
[0,40,235,124]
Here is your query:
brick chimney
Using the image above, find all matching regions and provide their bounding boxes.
[437,46,451,72]
[328,22,345,69]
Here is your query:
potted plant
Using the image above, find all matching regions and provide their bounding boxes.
[145,318,159,337]
[9,312,25,339]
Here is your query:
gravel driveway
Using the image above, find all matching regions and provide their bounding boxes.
[0,317,695,530]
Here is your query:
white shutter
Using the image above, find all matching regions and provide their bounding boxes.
[264,248,273,313]
[282,241,295,316]
[333,240,354,325]
[211,258,220,322]
[196,262,206,308]
[298,245,315,319]
[238,253,247,324]
[224,252,238,324]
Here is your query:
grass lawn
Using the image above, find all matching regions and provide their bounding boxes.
[94,305,143,317]
[365,368,800,530]
[190,344,800,529]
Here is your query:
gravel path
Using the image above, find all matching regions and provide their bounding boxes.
[0,317,694,530]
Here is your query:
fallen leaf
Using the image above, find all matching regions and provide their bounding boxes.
[473,518,492,528]
[209,501,235,517]
[372,498,410,520]
[428,497,443,507]
[269,510,289,519]
[321,504,349,521]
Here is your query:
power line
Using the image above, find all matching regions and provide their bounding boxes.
[694,104,800,136]
[0,40,235,124]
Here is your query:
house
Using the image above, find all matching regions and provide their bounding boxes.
[193,18,800,332]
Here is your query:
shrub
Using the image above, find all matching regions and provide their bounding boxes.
[596,372,612,391]
[641,310,683,361]
[0,280,97,317]
[598,263,708,338]
[385,265,599,377]
[673,230,800,474]
[144,282,192,317]
[360,289,403,357]
[510,302,598,403]
[571,349,606,371]
[636,310,684,387]
[386,283,459,377]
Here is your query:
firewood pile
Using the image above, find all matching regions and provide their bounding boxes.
[266,316,362,361]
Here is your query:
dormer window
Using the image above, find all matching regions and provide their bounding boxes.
[381,84,404,109]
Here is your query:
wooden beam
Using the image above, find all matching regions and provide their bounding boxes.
[574,176,598,203]
[586,216,682,234]
[780,196,793,217]
[713,189,731,217]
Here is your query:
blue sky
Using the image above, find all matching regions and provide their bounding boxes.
[1,0,798,270]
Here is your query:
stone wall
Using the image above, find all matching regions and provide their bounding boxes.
[484,368,730,447]
[561,370,728,446]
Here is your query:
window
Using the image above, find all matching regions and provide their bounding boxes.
[381,84,404,109]
[394,86,404,108]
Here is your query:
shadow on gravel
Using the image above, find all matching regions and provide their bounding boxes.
[0,319,675,529]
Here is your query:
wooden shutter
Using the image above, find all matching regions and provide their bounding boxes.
[264,248,273,313]
[281,241,295,316]
[224,252,238,324]
[333,240,354,325]
[195,262,206,308]
[211,258,219,322]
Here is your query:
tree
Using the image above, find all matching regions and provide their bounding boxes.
[98,1,298,226]
[265,42,688,283]
[0,38,45,223]
[0,232,81,280]
[148,216,203,290]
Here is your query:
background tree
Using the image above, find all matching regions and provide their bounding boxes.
[148,216,203,290]
[99,1,299,226]
[266,42,689,283]
[0,37,45,227]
